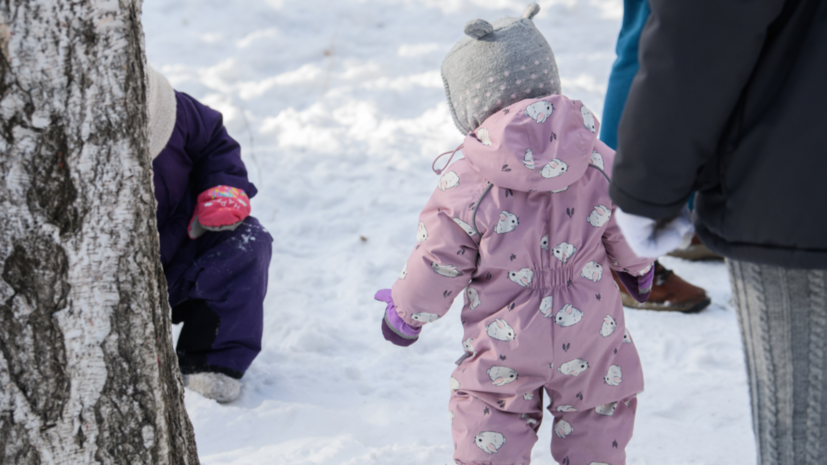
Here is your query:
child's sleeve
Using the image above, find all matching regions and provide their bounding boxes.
[177,92,257,198]
[389,177,481,329]
[603,205,655,302]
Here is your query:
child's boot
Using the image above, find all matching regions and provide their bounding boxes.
[612,261,710,313]
[184,372,241,403]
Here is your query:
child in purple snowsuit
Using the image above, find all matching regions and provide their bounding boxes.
[147,66,272,402]
[375,4,654,464]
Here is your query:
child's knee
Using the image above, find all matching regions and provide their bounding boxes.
[233,217,273,264]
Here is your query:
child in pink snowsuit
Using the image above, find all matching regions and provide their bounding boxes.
[374,4,655,465]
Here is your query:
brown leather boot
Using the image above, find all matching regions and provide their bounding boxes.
[612,261,711,313]
[667,234,724,261]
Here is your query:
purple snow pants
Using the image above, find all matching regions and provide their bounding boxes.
[166,216,272,379]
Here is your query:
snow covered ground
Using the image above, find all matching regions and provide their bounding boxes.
[142,0,756,463]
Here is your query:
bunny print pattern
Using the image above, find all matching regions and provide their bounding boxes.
[431,262,461,277]
[476,127,492,146]
[600,315,617,337]
[508,268,534,287]
[554,420,574,438]
[522,413,539,427]
[595,402,617,416]
[453,218,477,237]
[412,312,440,323]
[439,171,460,191]
[399,262,407,280]
[463,338,476,356]
[486,319,516,342]
[523,149,535,170]
[555,304,583,328]
[587,205,611,228]
[553,242,576,264]
[540,159,568,179]
[539,296,554,317]
[581,105,595,133]
[466,287,481,309]
[417,222,428,243]
[581,261,603,282]
[605,365,623,386]
[474,431,506,454]
[496,211,519,234]
[558,358,589,376]
[525,100,553,123]
[589,151,604,170]
[488,366,519,386]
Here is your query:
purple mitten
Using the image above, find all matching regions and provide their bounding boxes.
[375,289,420,347]
[616,265,655,303]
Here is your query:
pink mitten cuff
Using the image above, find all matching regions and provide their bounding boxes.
[188,186,251,239]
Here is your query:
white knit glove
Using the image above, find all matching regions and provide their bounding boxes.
[615,206,695,259]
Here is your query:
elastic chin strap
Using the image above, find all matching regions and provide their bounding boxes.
[432,143,465,175]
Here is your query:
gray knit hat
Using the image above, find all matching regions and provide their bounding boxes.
[146,64,177,159]
[441,3,561,135]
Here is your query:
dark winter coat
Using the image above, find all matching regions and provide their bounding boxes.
[609,0,827,269]
[153,91,257,269]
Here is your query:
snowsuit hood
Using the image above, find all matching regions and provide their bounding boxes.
[462,95,599,193]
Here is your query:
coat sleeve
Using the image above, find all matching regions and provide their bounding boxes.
[603,205,653,276]
[391,170,481,329]
[610,0,786,219]
[177,91,258,198]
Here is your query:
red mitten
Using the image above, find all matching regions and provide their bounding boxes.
[188,186,251,239]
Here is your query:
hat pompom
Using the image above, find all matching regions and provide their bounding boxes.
[523,3,540,19]
[464,19,494,39]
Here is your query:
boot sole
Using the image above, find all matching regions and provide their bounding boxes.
[620,293,712,314]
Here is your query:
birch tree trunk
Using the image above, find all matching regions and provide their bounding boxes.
[0,1,199,463]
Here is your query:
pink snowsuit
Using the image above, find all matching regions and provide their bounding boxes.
[391,95,653,465]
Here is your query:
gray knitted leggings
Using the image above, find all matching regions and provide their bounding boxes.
[728,260,827,465]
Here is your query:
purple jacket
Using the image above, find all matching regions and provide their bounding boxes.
[152,91,257,267]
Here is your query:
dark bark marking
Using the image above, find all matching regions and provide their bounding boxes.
[0,239,71,429]
[93,253,160,464]
[0,417,42,464]
[0,22,9,98]
[26,117,81,236]
[74,419,86,448]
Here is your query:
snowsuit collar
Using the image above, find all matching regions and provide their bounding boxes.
[461,95,599,193]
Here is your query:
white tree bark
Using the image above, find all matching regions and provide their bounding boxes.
[0,1,198,463]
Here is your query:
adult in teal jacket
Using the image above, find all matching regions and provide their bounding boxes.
[601,0,711,315]
[600,0,650,151]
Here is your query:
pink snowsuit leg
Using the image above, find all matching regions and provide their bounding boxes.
[449,387,639,465]
[550,395,638,465]
[450,390,543,464]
